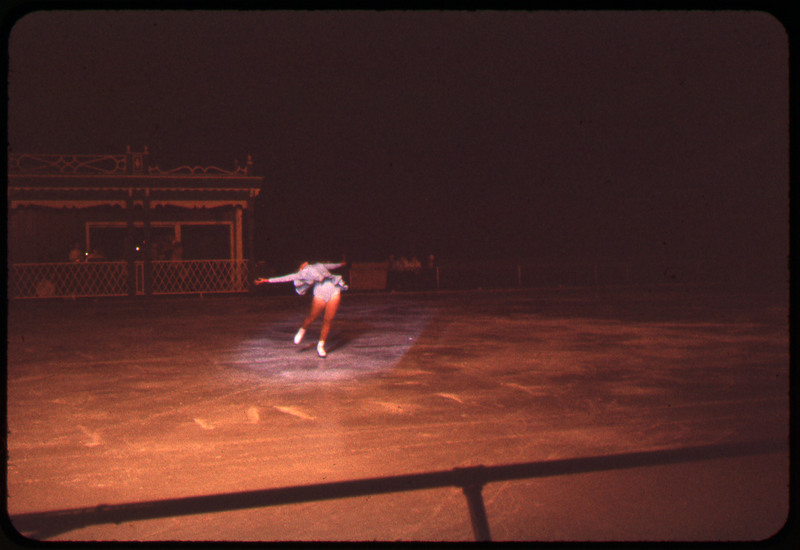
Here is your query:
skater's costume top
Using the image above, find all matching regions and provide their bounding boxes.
[268,263,348,297]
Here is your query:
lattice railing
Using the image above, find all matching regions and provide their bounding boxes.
[8,260,251,299]
[8,262,130,298]
[151,260,250,294]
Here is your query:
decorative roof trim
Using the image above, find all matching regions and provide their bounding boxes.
[10,200,127,209]
[8,185,259,193]
[8,153,128,175]
[147,161,251,177]
[9,198,252,210]
[8,147,257,178]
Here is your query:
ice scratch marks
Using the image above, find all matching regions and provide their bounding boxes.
[370,401,407,414]
[273,405,316,421]
[227,305,436,381]
[193,418,215,430]
[77,425,102,447]
[501,382,547,396]
[190,404,316,429]
[435,393,464,404]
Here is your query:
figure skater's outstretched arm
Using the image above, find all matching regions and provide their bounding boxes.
[254,262,309,285]
[255,261,343,285]
[254,272,300,285]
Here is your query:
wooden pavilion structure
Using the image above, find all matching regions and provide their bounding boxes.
[7,147,263,297]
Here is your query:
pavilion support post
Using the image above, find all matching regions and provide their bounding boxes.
[247,196,255,260]
[143,191,152,296]
[235,206,244,261]
[125,193,136,296]
[247,195,256,289]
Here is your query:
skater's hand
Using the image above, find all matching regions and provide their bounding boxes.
[253,277,270,285]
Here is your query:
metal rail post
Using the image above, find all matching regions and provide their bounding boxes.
[461,484,492,541]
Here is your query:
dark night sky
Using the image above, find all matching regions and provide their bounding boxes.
[7,10,789,274]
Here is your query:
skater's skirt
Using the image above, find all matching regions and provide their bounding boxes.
[313,280,341,303]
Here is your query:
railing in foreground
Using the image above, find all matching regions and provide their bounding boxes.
[9,439,784,541]
[8,260,250,299]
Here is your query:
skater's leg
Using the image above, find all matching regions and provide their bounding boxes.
[295,297,326,344]
[319,293,340,343]
[317,293,340,357]
[303,297,327,329]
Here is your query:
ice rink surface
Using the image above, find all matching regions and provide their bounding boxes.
[5,285,791,542]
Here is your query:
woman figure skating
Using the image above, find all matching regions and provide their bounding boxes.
[254,261,348,357]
